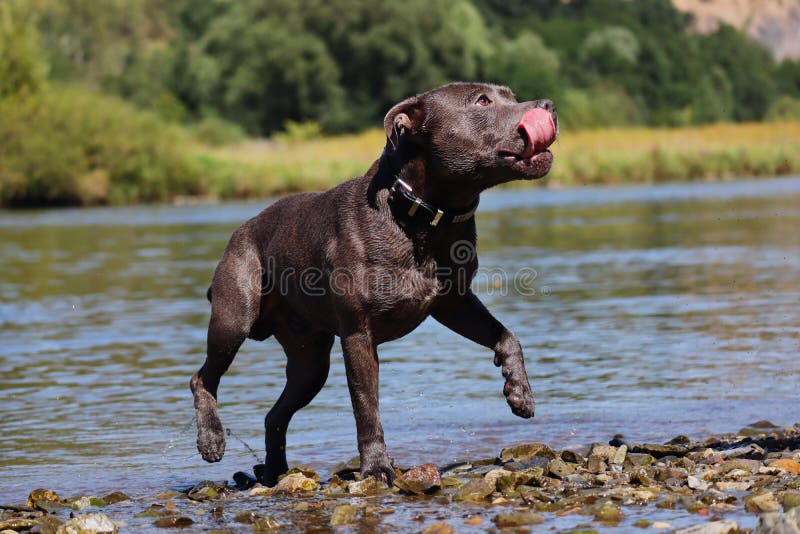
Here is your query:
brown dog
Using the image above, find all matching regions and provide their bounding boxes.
[190,82,557,485]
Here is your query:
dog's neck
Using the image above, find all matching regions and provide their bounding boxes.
[377,147,481,212]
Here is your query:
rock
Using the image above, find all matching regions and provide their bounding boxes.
[611,445,628,464]
[420,523,455,534]
[465,517,483,526]
[751,420,779,428]
[500,443,556,462]
[348,476,385,495]
[187,481,220,501]
[284,466,320,481]
[715,481,752,492]
[330,505,358,527]
[252,516,280,530]
[746,492,782,513]
[688,475,710,491]
[673,520,740,534]
[755,506,800,534]
[587,455,607,474]
[275,472,318,493]
[770,459,800,475]
[633,519,651,528]
[634,444,689,458]
[784,493,800,512]
[333,455,361,476]
[484,468,512,487]
[71,497,106,510]
[394,464,441,495]
[56,512,117,534]
[492,512,545,527]
[720,459,762,474]
[452,478,495,503]
[101,492,130,505]
[0,519,39,531]
[153,517,194,528]
[561,450,584,464]
[27,488,64,510]
[626,453,655,467]
[546,458,575,479]
[589,444,618,461]
[248,484,275,497]
[593,500,623,522]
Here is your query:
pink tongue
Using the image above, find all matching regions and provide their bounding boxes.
[518,108,556,155]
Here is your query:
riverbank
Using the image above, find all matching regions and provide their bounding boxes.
[3,421,799,533]
[1,97,799,208]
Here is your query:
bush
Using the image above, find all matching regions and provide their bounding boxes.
[765,96,800,121]
[0,85,207,206]
[192,116,247,146]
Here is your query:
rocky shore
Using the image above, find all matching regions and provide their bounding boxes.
[2,421,800,533]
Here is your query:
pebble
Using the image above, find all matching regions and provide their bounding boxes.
[673,520,740,534]
[275,472,318,493]
[330,504,358,527]
[394,463,441,495]
[451,478,495,503]
[57,512,117,534]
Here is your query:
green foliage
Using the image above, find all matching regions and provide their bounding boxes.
[191,116,247,146]
[485,32,561,102]
[0,0,48,98]
[765,96,800,121]
[273,121,324,144]
[560,84,642,129]
[0,86,207,206]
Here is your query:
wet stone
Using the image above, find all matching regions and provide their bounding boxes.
[333,456,360,477]
[500,443,556,462]
[451,478,495,503]
[769,459,800,474]
[0,519,39,531]
[587,455,607,474]
[347,476,385,495]
[153,516,194,528]
[783,492,800,511]
[634,444,689,458]
[420,522,455,534]
[101,492,130,505]
[71,497,106,510]
[756,506,800,534]
[593,501,623,522]
[394,464,441,495]
[547,458,576,479]
[59,512,117,534]
[746,492,782,513]
[330,505,358,527]
[252,516,280,530]
[561,450,584,464]
[626,453,655,467]
[493,512,546,527]
[27,489,63,511]
[275,473,318,493]
[673,520,740,534]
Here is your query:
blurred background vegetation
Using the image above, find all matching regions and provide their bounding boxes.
[1,0,800,206]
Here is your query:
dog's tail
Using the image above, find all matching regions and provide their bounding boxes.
[206,286,212,302]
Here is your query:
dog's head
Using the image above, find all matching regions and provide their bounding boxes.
[384,82,558,195]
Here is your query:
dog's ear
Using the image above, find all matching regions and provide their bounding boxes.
[383,96,423,151]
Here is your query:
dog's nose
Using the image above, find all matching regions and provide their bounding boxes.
[534,99,555,113]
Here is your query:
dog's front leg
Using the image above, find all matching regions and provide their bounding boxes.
[432,291,535,418]
[341,331,395,484]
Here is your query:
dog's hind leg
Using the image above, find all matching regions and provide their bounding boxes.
[259,327,333,486]
[190,246,262,463]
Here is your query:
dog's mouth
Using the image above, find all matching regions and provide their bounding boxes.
[498,107,557,179]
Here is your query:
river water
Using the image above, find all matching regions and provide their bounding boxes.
[1,176,799,528]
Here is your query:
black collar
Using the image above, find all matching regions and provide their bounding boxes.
[387,178,479,228]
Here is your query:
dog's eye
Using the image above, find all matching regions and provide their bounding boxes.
[476,95,492,106]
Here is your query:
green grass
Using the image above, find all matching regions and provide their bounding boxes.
[2,84,799,207]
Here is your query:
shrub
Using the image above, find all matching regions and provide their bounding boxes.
[0,85,207,206]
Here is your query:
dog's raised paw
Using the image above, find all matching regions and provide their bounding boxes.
[504,381,535,419]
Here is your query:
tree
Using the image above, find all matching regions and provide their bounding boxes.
[0,0,48,98]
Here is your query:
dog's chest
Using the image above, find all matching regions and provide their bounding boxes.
[361,260,440,340]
